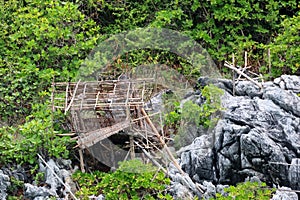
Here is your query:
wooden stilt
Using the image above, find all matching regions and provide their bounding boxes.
[109,141,115,169]
[79,149,85,173]
[129,136,135,159]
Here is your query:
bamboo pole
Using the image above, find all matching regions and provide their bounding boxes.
[125,82,131,120]
[268,48,271,78]
[65,82,69,111]
[79,149,85,173]
[224,61,262,89]
[140,108,204,194]
[53,78,154,86]
[141,108,183,173]
[244,51,247,69]
[65,80,81,114]
[129,136,135,159]
[134,141,167,174]
[37,154,78,200]
[80,83,87,110]
[232,53,236,96]
[94,91,100,110]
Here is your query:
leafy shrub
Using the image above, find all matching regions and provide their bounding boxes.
[166,84,224,149]
[80,0,298,76]
[72,159,173,200]
[164,101,181,129]
[166,84,224,129]
[266,11,300,76]
[214,181,275,200]
[0,0,100,124]
[7,177,24,199]
[0,104,71,165]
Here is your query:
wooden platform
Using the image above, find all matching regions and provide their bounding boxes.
[77,120,131,149]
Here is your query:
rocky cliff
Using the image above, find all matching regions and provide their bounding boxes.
[170,75,300,199]
[1,75,299,199]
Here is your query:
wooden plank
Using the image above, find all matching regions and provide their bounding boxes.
[78,120,131,149]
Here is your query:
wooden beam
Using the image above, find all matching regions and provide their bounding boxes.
[140,108,204,194]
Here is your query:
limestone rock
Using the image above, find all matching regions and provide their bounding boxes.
[171,75,300,197]
[288,158,300,191]
[271,187,298,200]
[24,184,54,199]
[0,170,10,200]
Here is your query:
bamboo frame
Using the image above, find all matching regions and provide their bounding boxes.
[51,77,205,194]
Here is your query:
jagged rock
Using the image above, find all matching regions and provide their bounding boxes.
[37,158,76,199]
[172,75,300,196]
[264,86,300,117]
[61,169,77,197]
[234,81,262,98]
[24,184,55,199]
[169,182,194,200]
[41,159,62,195]
[0,170,10,200]
[271,187,298,200]
[95,194,105,200]
[216,184,229,197]
[175,123,206,149]
[57,159,72,170]
[178,135,216,182]
[144,92,163,113]
[202,181,216,199]
[288,158,300,190]
[1,165,28,182]
[274,75,300,93]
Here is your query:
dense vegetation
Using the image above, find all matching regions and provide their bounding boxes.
[1,0,299,125]
[73,159,172,200]
[214,181,275,200]
[0,0,299,198]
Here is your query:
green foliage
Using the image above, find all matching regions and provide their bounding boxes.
[187,0,298,69]
[34,172,46,185]
[1,0,298,125]
[164,84,224,132]
[7,196,23,200]
[164,101,181,128]
[72,159,173,200]
[266,11,300,76]
[214,181,275,200]
[85,0,298,76]
[166,84,224,149]
[0,104,71,165]
[1,0,298,126]
[0,0,100,124]
[7,176,24,198]
[181,84,224,128]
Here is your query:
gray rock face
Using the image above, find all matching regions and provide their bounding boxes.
[288,158,300,191]
[171,75,300,197]
[264,86,300,117]
[178,135,216,182]
[24,184,54,199]
[274,75,300,93]
[271,187,298,200]
[23,159,76,199]
[169,181,194,200]
[0,170,10,200]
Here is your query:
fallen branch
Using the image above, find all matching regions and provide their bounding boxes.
[224,61,262,89]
